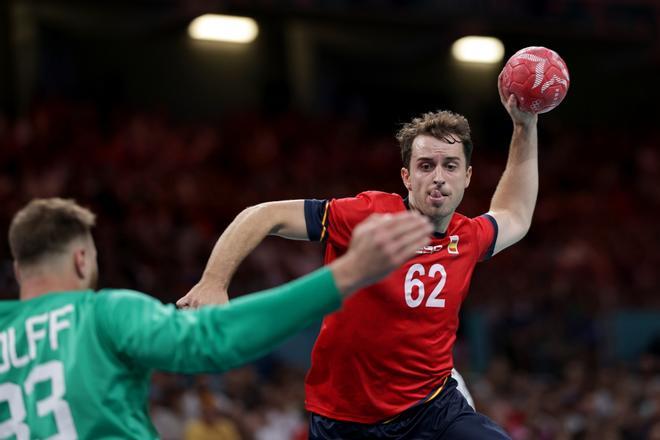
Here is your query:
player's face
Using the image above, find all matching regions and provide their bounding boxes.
[401,134,472,226]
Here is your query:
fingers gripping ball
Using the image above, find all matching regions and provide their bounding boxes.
[499,46,570,114]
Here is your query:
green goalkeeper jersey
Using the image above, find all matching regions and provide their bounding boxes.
[0,267,340,439]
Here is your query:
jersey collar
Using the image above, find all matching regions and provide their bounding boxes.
[402,196,446,239]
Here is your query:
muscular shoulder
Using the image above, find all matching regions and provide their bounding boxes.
[448,212,471,230]
[322,191,405,247]
[93,289,157,317]
[447,212,498,261]
[448,212,484,230]
[446,212,493,242]
[96,288,148,302]
[341,191,405,213]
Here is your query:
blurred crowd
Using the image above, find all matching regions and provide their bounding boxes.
[0,100,658,438]
[147,351,660,440]
[150,363,309,440]
[471,350,660,439]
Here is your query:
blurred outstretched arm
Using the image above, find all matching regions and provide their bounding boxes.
[102,212,432,374]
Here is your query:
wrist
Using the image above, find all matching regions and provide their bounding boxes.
[329,254,362,299]
[201,270,229,290]
[513,117,538,131]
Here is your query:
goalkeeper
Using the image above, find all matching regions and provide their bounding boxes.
[0,198,431,439]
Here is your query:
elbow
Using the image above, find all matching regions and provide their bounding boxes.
[244,202,274,220]
[245,202,285,235]
[244,203,267,215]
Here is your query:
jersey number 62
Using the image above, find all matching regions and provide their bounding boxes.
[404,263,447,308]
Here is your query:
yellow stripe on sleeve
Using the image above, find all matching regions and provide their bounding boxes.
[319,201,329,241]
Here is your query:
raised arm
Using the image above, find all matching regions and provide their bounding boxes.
[487,86,539,255]
[177,200,308,307]
[100,212,432,373]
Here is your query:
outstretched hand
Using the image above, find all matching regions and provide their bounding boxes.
[498,72,538,127]
[330,211,432,297]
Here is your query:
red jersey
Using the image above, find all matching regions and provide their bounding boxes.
[303,191,497,423]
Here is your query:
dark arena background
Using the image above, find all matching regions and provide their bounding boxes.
[1,1,659,438]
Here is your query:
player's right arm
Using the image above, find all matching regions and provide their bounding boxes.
[177,200,308,307]
[98,212,431,373]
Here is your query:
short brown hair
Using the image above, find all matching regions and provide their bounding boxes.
[9,198,96,266]
[396,110,473,169]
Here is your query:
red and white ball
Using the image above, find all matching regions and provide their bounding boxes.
[499,46,570,114]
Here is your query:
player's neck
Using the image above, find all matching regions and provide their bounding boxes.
[430,216,451,234]
[416,215,451,234]
[406,198,452,233]
[19,274,87,301]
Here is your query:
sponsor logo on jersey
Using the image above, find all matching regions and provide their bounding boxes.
[448,235,459,254]
[416,244,443,254]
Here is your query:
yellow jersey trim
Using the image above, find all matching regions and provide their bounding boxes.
[382,375,449,424]
[319,201,329,241]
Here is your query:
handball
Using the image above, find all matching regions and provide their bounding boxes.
[499,46,570,114]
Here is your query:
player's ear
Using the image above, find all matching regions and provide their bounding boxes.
[465,165,472,188]
[401,167,412,191]
[13,261,22,284]
[73,248,86,280]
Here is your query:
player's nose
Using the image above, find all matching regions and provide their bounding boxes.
[432,171,446,186]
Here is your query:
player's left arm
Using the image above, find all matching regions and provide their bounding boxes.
[487,92,539,255]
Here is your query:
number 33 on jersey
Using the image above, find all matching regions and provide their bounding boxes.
[1,304,77,439]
